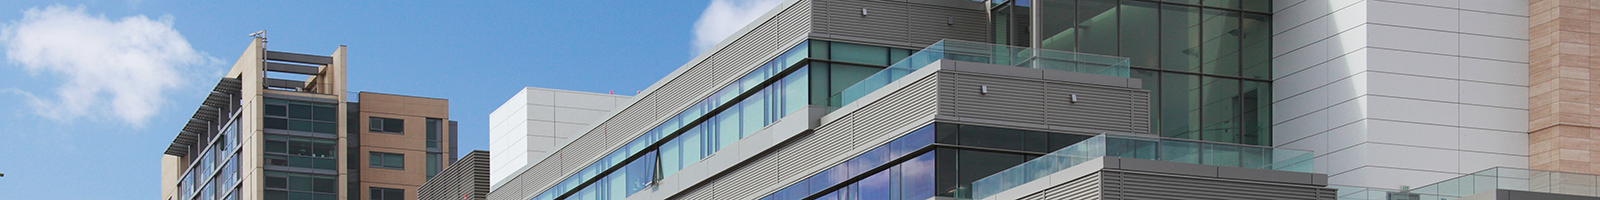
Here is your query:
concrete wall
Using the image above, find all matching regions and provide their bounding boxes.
[1270,0,1531,189]
[487,88,628,189]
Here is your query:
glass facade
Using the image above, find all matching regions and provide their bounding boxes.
[261,98,339,200]
[263,135,337,170]
[178,114,242,200]
[264,171,338,200]
[757,122,1307,200]
[969,132,1312,199]
[756,123,1101,200]
[1000,0,1273,145]
[264,99,338,134]
[527,40,917,200]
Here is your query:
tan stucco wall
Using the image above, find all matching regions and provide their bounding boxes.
[357,92,450,200]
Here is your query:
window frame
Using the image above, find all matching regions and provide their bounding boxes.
[368,117,404,134]
[369,187,404,200]
[425,118,442,149]
[369,152,405,170]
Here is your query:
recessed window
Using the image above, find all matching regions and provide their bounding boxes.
[264,98,338,134]
[370,187,404,200]
[369,117,403,133]
[369,152,404,169]
[263,135,337,170]
[425,118,441,148]
[263,171,337,200]
[426,153,441,180]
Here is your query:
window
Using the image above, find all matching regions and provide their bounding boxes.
[264,171,336,200]
[264,99,338,134]
[425,118,441,149]
[426,153,441,179]
[369,117,403,133]
[263,135,336,170]
[369,152,404,169]
[370,187,404,200]
[1016,1,1273,145]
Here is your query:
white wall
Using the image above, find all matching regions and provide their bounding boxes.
[488,87,630,190]
[1270,0,1530,190]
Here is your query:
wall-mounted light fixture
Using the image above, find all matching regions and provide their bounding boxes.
[1070,94,1078,103]
[861,8,868,16]
[980,85,989,95]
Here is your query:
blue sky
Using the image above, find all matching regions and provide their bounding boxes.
[0,0,783,199]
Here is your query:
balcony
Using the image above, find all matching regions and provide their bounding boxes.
[825,39,1131,108]
[1335,167,1600,200]
[971,133,1315,199]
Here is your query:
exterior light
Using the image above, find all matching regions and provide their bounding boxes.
[981,85,988,95]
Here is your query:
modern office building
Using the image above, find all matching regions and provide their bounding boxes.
[420,150,490,200]
[490,88,631,188]
[159,38,458,200]
[455,0,1600,199]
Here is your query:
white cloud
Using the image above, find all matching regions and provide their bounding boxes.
[0,5,210,127]
[691,0,782,55]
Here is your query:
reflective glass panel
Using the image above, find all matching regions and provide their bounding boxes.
[1160,73,1200,139]
[1200,8,1240,76]
[1120,1,1160,68]
[1077,0,1117,56]
[1160,5,1202,72]
[1201,77,1240,143]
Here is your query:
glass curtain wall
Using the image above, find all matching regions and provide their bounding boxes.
[178,115,243,200]
[260,98,340,200]
[991,0,1031,47]
[755,123,1098,200]
[530,40,912,200]
[1020,0,1272,145]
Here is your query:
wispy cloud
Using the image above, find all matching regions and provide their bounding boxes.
[0,5,212,127]
[691,0,782,55]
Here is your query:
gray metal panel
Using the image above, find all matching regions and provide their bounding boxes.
[945,72,1050,131]
[672,70,942,199]
[263,78,305,89]
[809,0,986,49]
[419,151,490,200]
[263,50,333,65]
[264,62,321,75]
[905,2,988,45]
[487,0,814,199]
[1100,170,1336,200]
[936,65,1150,136]
[1019,172,1103,200]
[1498,189,1600,200]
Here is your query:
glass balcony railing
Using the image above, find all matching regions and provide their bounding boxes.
[970,134,1314,200]
[825,39,1131,108]
[1336,167,1600,200]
